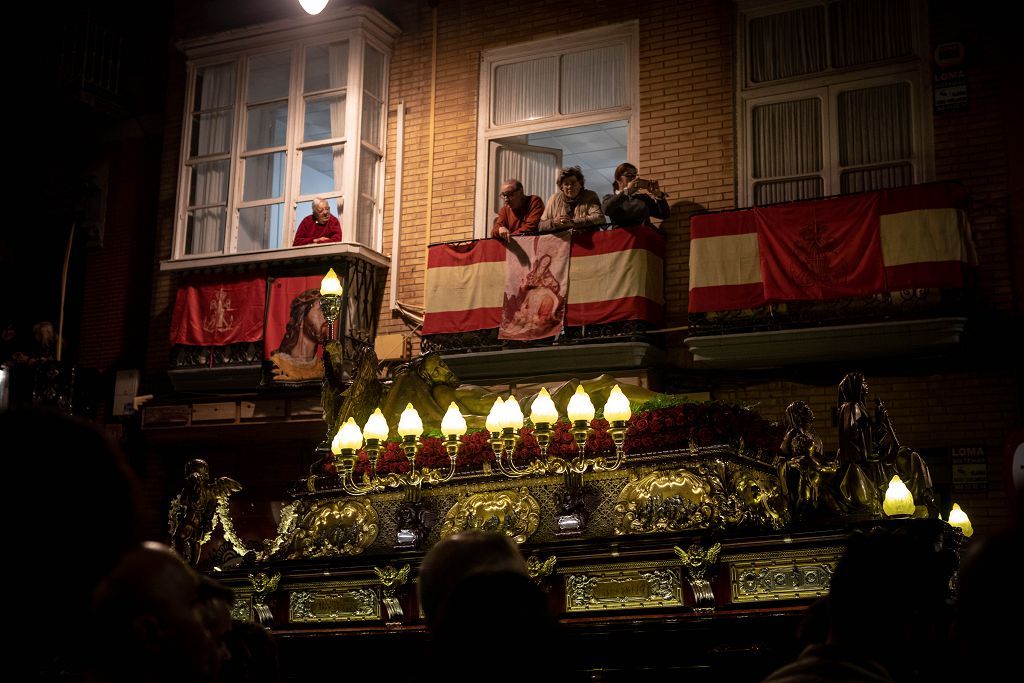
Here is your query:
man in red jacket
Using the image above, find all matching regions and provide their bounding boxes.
[293,197,342,246]
[490,179,543,241]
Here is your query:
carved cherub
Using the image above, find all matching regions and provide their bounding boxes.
[169,459,242,565]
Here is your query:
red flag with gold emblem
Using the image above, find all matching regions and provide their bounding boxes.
[754,193,885,302]
[170,273,266,346]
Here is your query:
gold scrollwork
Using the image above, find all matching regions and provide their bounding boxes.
[286,499,379,559]
[614,462,790,535]
[526,555,558,582]
[614,467,716,534]
[439,488,540,544]
[565,568,682,612]
[729,551,841,603]
[374,564,411,620]
[290,587,380,623]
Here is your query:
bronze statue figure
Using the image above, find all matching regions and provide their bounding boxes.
[777,401,835,517]
[169,459,242,565]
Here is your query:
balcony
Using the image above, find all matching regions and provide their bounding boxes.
[684,183,975,368]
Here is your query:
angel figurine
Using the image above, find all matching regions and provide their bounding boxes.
[168,459,241,565]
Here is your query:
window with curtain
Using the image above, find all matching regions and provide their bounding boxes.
[738,0,930,206]
[174,18,393,260]
[476,24,637,234]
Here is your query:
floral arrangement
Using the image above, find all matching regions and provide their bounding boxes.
[347,400,781,475]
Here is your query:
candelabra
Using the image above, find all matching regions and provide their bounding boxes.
[490,385,631,478]
[488,385,632,536]
[331,404,462,497]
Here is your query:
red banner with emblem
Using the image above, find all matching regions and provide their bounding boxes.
[754,192,885,301]
[688,182,975,312]
[170,272,266,346]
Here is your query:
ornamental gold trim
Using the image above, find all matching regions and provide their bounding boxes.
[282,498,379,559]
[727,547,843,603]
[440,488,540,544]
[289,587,380,623]
[565,567,682,612]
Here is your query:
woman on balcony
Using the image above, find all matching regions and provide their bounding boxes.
[602,162,670,228]
[538,166,605,231]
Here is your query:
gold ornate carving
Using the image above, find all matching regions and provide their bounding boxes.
[613,461,790,535]
[374,564,411,620]
[440,488,540,544]
[526,555,558,581]
[290,587,380,623]
[565,567,682,612]
[248,571,281,624]
[728,548,843,603]
[230,594,253,622]
[285,499,379,559]
[674,543,721,612]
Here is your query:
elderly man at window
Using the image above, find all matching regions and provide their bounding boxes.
[490,179,544,241]
[293,197,342,246]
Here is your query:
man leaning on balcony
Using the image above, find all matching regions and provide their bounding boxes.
[293,197,343,246]
[490,179,544,242]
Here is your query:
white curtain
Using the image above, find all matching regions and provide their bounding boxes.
[830,0,912,68]
[190,63,234,254]
[493,57,557,126]
[491,142,561,216]
[748,5,827,83]
[560,45,626,114]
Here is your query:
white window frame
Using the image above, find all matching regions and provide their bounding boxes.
[169,7,398,267]
[736,0,934,207]
[474,22,640,237]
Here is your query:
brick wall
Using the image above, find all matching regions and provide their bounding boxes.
[378,0,735,338]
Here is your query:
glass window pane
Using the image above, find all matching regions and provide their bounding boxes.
[193,63,235,111]
[190,111,232,157]
[300,145,344,196]
[238,203,284,252]
[361,95,382,145]
[830,0,913,68]
[188,161,230,206]
[363,45,386,99]
[305,41,348,93]
[186,208,226,254]
[751,98,821,179]
[359,149,379,198]
[754,177,823,206]
[356,197,374,248]
[304,95,346,142]
[838,82,912,166]
[243,152,286,201]
[493,57,557,125]
[247,52,290,103]
[748,6,827,83]
[841,164,913,193]
[246,103,288,150]
[560,45,627,114]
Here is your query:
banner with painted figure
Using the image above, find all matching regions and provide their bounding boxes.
[499,232,571,341]
[170,272,266,346]
[265,275,327,382]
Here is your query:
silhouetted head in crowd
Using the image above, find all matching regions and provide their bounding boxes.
[419,531,561,683]
[92,542,233,683]
[826,521,957,677]
[220,620,281,683]
[419,530,529,628]
[3,407,144,678]
[953,523,1022,680]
